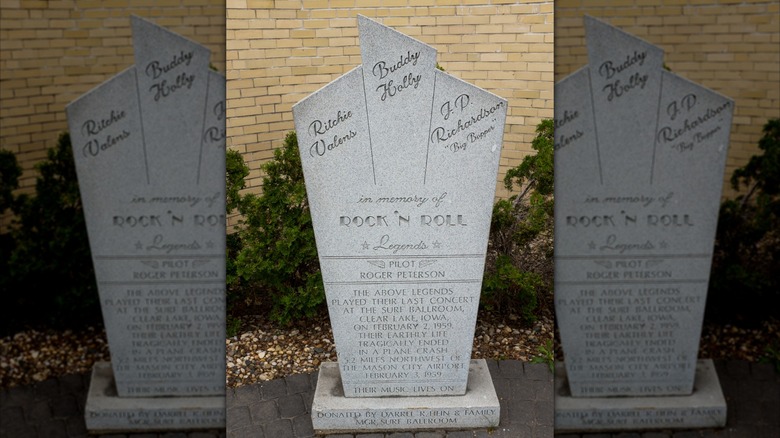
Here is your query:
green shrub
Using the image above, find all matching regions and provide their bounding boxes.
[229,132,324,325]
[226,148,249,298]
[481,119,554,322]
[707,119,779,325]
[1,133,100,335]
[0,150,22,323]
[0,149,21,212]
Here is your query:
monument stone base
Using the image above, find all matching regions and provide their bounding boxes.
[312,359,500,433]
[555,359,726,432]
[84,362,225,433]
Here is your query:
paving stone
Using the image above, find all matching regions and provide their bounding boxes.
[226,405,252,430]
[670,432,701,438]
[36,418,69,438]
[536,384,554,404]
[509,378,536,401]
[614,434,642,438]
[496,423,530,438]
[533,399,554,426]
[263,418,293,438]
[443,431,472,438]
[497,360,524,378]
[58,374,85,395]
[699,430,728,438]
[492,379,513,402]
[51,394,80,417]
[532,425,553,438]
[277,394,306,418]
[301,390,314,414]
[33,378,60,401]
[4,385,35,406]
[3,386,35,407]
[763,383,780,403]
[412,432,445,438]
[291,414,315,438]
[724,360,750,378]
[228,425,263,438]
[26,399,52,421]
[505,398,535,425]
[524,363,552,381]
[249,399,279,423]
[386,433,414,438]
[735,400,764,424]
[0,406,33,437]
[485,359,500,378]
[228,385,262,407]
[260,379,287,400]
[752,425,780,438]
[531,379,552,401]
[189,433,222,438]
[750,363,778,381]
[285,374,312,395]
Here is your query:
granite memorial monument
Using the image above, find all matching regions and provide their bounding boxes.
[293,15,505,433]
[66,16,226,432]
[553,16,732,431]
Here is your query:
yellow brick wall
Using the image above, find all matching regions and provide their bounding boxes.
[0,1,226,198]
[555,1,780,197]
[226,1,555,200]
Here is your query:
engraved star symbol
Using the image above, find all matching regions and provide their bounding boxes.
[432,240,441,249]
[135,241,143,250]
[362,241,370,250]
[206,240,215,249]
[588,241,596,250]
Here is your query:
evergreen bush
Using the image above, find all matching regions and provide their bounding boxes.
[481,119,554,322]
[708,118,779,324]
[1,133,100,335]
[229,132,324,325]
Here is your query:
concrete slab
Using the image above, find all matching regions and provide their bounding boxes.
[84,362,225,433]
[312,359,500,433]
[555,359,726,432]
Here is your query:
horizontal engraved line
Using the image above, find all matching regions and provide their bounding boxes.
[325,280,481,285]
[347,380,462,383]
[574,380,691,383]
[119,381,223,384]
[98,280,225,285]
[556,254,710,260]
[321,254,483,259]
[557,279,708,285]
[95,255,223,260]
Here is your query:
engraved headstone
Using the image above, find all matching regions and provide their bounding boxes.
[292,15,503,432]
[554,16,731,431]
[66,16,225,432]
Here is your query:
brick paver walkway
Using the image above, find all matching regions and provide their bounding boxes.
[226,360,555,438]
[2,360,777,438]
